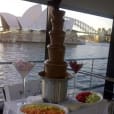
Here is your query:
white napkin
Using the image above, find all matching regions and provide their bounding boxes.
[26,95,43,104]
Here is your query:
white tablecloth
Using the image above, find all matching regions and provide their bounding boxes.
[3,95,110,114]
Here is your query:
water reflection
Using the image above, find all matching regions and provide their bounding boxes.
[0,42,109,88]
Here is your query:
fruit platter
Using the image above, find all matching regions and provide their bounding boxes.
[75,91,103,105]
[19,103,68,114]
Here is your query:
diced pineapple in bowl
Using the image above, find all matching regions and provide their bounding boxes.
[75,91,103,105]
[18,103,68,114]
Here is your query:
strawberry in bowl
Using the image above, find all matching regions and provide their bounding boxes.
[76,91,102,104]
[76,91,91,102]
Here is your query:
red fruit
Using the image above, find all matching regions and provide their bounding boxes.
[76,92,92,103]
[69,61,83,73]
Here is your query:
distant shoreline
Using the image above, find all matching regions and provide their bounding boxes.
[0,30,85,45]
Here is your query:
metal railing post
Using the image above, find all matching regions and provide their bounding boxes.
[89,58,94,90]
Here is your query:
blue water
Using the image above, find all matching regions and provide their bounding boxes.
[0,42,109,90]
[0,42,109,61]
[65,42,109,59]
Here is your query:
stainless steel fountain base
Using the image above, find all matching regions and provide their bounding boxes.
[41,77,68,103]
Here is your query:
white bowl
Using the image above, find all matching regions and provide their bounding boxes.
[18,102,68,114]
[76,91,103,105]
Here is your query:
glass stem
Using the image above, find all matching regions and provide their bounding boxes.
[73,73,76,95]
[23,77,26,99]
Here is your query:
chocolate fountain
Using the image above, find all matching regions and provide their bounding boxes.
[39,8,71,103]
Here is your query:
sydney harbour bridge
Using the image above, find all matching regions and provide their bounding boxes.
[66,16,97,34]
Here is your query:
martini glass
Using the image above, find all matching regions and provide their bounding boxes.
[13,60,35,101]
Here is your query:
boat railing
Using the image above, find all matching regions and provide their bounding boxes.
[66,57,108,78]
[66,57,113,96]
[0,57,114,100]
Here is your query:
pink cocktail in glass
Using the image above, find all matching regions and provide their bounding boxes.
[14,60,34,99]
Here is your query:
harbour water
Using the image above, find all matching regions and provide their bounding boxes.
[0,42,109,61]
[0,42,109,91]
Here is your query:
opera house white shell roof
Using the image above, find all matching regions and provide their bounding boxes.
[0,13,20,30]
[0,4,74,31]
[18,4,42,30]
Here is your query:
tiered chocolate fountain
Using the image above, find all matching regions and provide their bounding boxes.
[39,8,71,103]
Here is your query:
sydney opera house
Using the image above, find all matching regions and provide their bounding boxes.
[0,4,80,43]
[0,4,74,31]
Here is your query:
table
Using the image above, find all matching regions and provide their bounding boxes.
[3,95,110,114]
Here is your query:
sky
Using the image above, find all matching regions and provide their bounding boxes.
[0,0,113,30]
